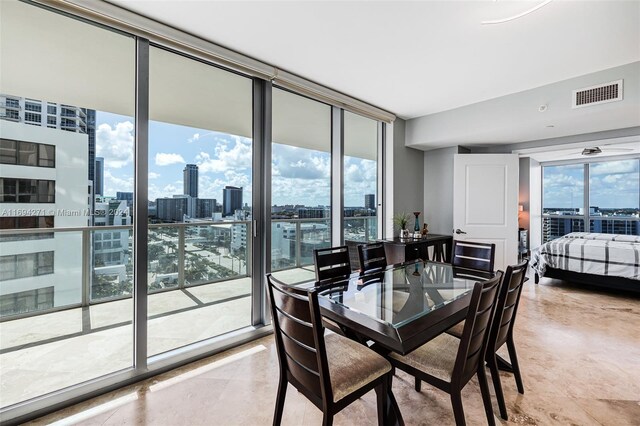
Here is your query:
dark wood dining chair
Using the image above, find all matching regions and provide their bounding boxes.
[448,259,528,420]
[388,272,504,426]
[451,240,496,273]
[313,246,351,282]
[266,274,392,426]
[357,242,387,273]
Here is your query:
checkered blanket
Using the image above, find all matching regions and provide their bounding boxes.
[531,235,640,280]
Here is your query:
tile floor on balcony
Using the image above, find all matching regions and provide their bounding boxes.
[23,275,640,425]
[0,267,312,409]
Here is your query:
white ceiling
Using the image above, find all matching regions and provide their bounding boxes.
[108,0,640,120]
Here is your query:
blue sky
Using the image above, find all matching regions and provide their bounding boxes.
[95,111,376,207]
[543,160,639,210]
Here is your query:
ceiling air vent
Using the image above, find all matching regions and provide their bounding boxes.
[572,79,623,108]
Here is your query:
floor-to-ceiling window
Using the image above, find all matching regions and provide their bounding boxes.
[542,158,639,242]
[147,46,254,356]
[270,88,332,283]
[0,0,135,408]
[0,2,388,420]
[343,111,379,244]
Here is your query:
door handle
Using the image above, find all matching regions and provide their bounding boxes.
[455,229,467,235]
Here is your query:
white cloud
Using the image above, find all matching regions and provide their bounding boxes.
[103,170,133,197]
[196,137,252,173]
[96,121,134,169]
[188,133,200,143]
[148,172,161,179]
[155,152,186,166]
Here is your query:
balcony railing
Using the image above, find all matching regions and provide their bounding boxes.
[0,221,251,320]
[270,216,377,272]
[1,216,378,319]
[271,218,331,271]
[542,215,639,243]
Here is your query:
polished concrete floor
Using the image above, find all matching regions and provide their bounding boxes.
[28,276,640,425]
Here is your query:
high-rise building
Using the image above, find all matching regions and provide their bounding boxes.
[223,186,243,217]
[183,164,198,198]
[196,198,216,219]
[365,194,375,210]
[116,191,134,209]
[156,197,188,222]
[95,157,104,196]
[0,111,88,316]
[297,207,328,219]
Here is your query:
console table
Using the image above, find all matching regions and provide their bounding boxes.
[381,234,453,264]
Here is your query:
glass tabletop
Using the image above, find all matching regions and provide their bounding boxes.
[317,261,482,329]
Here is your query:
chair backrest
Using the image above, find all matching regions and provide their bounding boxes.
[266,274,331,406]
[451,240,496,273]
[357,243,387,273]
[488,259,528,352]
[314,246,351,281]
[453,271,503,384]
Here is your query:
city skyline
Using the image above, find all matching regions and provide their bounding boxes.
[543,160,640,210]
[95,111,377,208]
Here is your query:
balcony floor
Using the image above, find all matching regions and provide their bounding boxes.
[1,267,317,408]
[28,275,640,425]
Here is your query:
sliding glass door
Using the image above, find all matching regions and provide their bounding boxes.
[270,88,332,284]
[147,46,254,356]
[343,111,379,244]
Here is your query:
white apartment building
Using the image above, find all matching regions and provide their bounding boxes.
[0,119,88,315]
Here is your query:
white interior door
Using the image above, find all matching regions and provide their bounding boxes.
[453,154,519,271]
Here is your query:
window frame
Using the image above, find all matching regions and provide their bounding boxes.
[541,155,640,241]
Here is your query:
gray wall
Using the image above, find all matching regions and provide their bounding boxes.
[423,146,458,235]
[390,118,424,236]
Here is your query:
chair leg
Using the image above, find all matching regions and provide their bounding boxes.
[477,368,496,426]
[273,377,287,426]
[488,356,508,420]
[450,390,466,426]
[507,339,525,394]
[375,375,389,426]
[414,376,421,392]
[322,413,334,426]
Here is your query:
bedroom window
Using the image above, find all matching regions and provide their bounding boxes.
[542,158,640,242]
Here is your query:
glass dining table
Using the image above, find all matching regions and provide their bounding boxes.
[297,260,494,425]
[300,260,494,356]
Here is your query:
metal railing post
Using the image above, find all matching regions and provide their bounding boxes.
[82,229,91,306]
[178,225,185,288]
[295,221,301,268]
[364,217,369,242]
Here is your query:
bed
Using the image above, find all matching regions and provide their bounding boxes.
[530,232,640,293]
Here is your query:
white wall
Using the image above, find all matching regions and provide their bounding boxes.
[423,146,458,235]
[406,62,640,149]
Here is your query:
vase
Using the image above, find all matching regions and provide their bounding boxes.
[413,212,421,232]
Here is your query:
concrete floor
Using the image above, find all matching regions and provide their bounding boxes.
[27,276,640,425]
